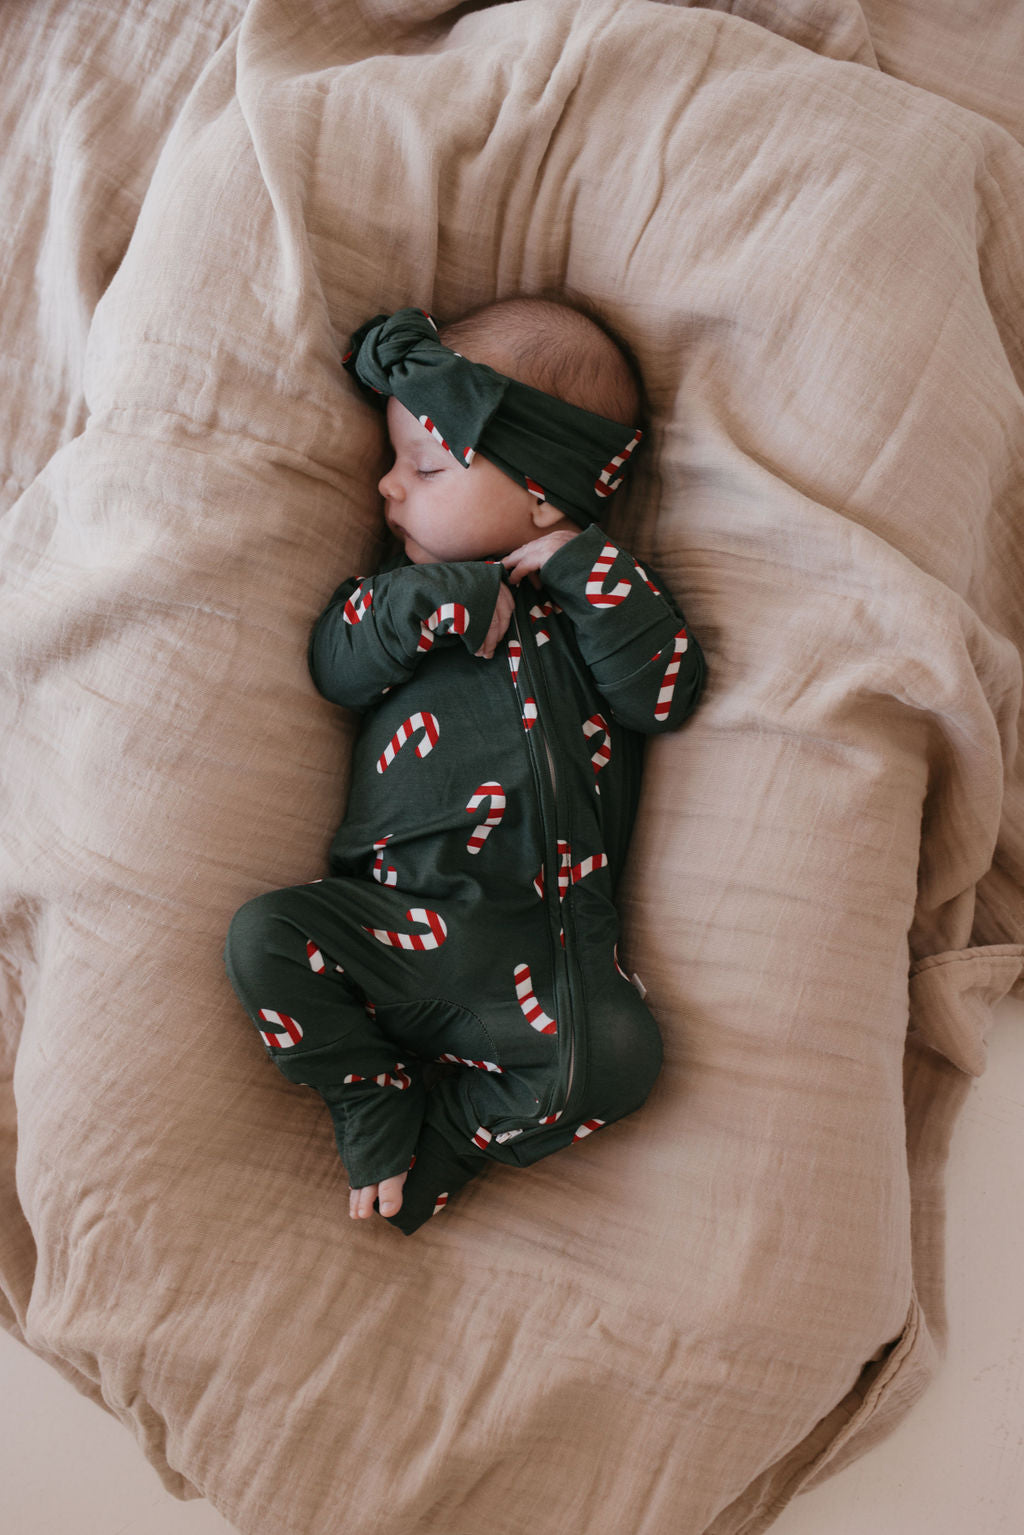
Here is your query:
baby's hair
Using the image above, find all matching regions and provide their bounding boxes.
[439,293,644,428]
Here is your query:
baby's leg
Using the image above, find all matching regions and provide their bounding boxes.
[224,883,427,1203]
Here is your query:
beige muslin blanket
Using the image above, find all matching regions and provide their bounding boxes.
[1,1,1022,1531]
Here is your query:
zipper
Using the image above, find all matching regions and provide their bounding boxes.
[506,596,577,1129]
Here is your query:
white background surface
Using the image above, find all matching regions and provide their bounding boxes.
[2,996,1022,1535]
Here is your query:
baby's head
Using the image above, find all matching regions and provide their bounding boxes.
[355,296,643,565]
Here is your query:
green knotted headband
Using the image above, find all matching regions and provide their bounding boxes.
[342,307,643,527]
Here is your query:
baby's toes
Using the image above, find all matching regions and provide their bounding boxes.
[350,1184,377,1219]
[377,1170,408,1217]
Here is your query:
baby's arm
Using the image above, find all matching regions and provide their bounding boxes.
[518,523,707,733]
[308,560,504,709]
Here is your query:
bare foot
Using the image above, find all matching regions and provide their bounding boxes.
[349,1170,408,1221]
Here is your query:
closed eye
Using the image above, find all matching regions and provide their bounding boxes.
[416,468,443,479]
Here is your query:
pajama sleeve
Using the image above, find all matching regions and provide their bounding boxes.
[538,523,707,733]
[308,559,504,710]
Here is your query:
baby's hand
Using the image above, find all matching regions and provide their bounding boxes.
[475,580,515,658]
[502,530,578,589]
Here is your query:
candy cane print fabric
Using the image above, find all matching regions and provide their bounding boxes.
[437,1053,504,1074]
[585,540,632,607]
[528,599,560,645]
[652,628,689,722]
[582,713,611,792]
[372,836,398,886]
[362,907,448,950]
[572,1119,606,1141]
[569,851,609,884]
[258,1009,303,1049]
[376,711,439,773]
[507,636,522,681]
[342,580,373,624]
[513,963,557,1034]
[465,782,506,852]
[343,1063,413,1091]
[415,602,470,653]
[593,429,642,499]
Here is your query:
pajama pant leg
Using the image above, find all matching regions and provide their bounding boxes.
[224,884,429,1189]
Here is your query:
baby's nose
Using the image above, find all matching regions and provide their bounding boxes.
[378,464,403,501]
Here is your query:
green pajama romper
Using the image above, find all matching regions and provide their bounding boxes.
[225,523,706,1233]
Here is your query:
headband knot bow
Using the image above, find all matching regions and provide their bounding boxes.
[343,307,642,527]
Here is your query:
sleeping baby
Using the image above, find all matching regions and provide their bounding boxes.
[224,297,707,1234]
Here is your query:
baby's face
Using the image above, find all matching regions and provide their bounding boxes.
[378,399,565,564]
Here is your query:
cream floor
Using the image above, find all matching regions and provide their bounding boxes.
[3,996,1022,1535]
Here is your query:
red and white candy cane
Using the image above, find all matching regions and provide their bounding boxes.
[415,602,470,653]
[582,713,611,792]
[437,1053,504,1074]
[363,907,447,950]
[258,1009,303,1049]
[633,558,661,596]
[533,840,571,902]
[343,1063,413,1091]
[570,851,609,884]
[507,637,522,682]
[573,1119,606,1141]
[376,711,439,773]
[418,415,474,466]
[465,781,506,853]
[585,540,632,607]
[471,1125,493,1149]
[343,580,373,625]
[432,1193,449,1215]
[652,627,689,722]
[522,697,538,731]
[513,963,557,1034]
[372,835,397,886]
[528,599,561,645]
[594,429,642,499]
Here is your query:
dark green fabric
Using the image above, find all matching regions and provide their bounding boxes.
[222,528,706,1232]
[343,308,643,526]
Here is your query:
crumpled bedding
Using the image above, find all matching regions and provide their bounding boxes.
[1,2,1022,1533]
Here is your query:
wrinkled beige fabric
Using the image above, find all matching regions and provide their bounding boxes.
[1,2,1022,1533]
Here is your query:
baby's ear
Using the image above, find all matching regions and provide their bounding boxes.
[531,500,577,533]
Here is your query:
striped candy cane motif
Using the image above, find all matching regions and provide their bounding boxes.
[306,940,326,974]
[525,476,545,501]
[343,1063,413,1091]
[507,637,522,681]
[513,963,557,1034]
[372,835,398,886]
[363,907,447,950]
[415,602,470,653]
[528,600,561,645]
[533,840,571,902]
[465,782,506,852]
[594,429,642,498]
[573,1119,606,1141]
[538,1111,563,1125]
[343,580,373,625]
[437,1053,505,1074]
[633,558,661,596]
[418,415,474,466]
[582,713,611,792]
[471,1125,493,1149]
[522,698,538,731]
[258,1009,303,1049]
[376,711,439,773]
[432,1193,449,1215]
[585,541,632,606]
[570,851,609,884]
[652,628,689,722]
